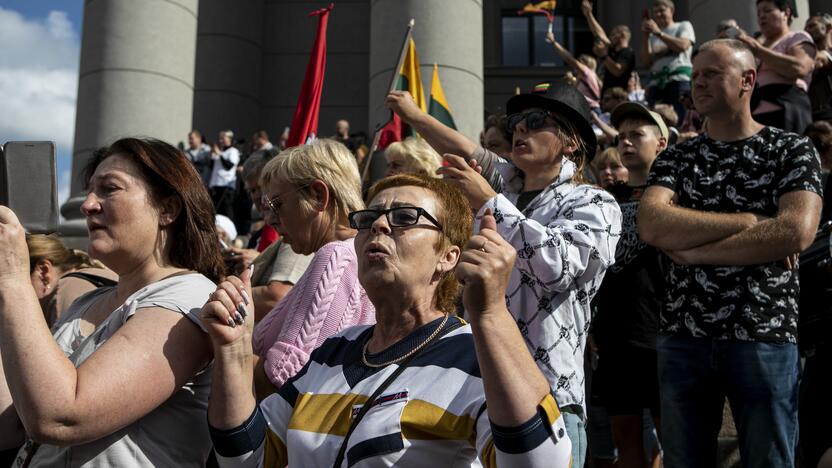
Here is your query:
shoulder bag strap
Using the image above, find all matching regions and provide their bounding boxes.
[332,320,462,468]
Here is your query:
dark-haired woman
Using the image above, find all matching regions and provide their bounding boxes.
[387,83,622,468]
[0,138,224,466]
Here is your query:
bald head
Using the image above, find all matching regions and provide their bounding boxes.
[697,39,757,73]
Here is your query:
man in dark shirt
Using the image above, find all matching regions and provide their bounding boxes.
[592,102,668,468]
[639,39,823,468]
[581,0,636,94]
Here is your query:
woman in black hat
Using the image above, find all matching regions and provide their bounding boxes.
[386,82,622,468]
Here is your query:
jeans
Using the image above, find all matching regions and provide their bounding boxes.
[646,80,691,124]
[657,335,799,468]
[562,406,587,468]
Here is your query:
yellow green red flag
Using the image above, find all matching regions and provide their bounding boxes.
[428,64,457,130]
[397,38,427,114]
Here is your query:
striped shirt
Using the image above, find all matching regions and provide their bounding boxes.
[212,316,571,467]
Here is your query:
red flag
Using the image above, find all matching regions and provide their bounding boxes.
[286,4,333,147]
[377,113,403,150]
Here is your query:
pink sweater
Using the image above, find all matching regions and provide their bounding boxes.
[252,237,375,388]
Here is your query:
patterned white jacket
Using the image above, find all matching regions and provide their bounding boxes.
[473,149,622,415]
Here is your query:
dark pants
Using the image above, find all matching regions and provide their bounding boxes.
[647,80,691,125]
[210,186,235,220]
[799,344,832,468]
[657,335,799,468]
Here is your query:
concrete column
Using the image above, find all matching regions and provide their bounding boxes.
[63,0,199,230]
[260,0,370,141]
[191,0,264,144]
[687,0,756,42]
[369,0,484,142]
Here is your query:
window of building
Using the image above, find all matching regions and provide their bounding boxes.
[500,7,594,68]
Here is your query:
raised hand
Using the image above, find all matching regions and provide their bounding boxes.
[0,206,31,285]
[201,265,255,348]
[581,0,593,17]
[456,209,516,320]
[437,154,497,211]
[385,91,424,125]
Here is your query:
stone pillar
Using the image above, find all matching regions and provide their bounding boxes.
[62,0,199,235]
[369,0,484,142]
[260,0,370,142]
[191,0,264,145]
[687,0,756,42]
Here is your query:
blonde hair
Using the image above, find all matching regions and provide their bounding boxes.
[260,139,364,222]
[591,147,624,172]
[27,234,104,273]
[578,54,597,71]
[385,137,443,177]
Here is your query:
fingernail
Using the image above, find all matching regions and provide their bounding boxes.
[227,318,236,328]
[241,290,251,306]
[238,302,248,318]
[235,312,244,324]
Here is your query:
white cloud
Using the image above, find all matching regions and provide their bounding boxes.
[0,8,79,69]
[0,7,80,210]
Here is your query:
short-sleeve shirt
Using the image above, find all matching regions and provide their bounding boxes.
[19,273,216,467]
[646,127,823,342]
[648,21,696,84]
[593,187,665,350]
[251,239,313,287]
[757,30,815,90]
[602,46,636,93]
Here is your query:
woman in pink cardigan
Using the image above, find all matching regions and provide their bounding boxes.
[252,139,375,398]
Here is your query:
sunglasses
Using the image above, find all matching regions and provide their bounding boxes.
[348,206,443,231]
[505,110,558,134]
[265,183,310,218]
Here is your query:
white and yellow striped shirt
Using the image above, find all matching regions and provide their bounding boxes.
[212,317,571,467]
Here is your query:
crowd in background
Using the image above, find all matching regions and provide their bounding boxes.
[1,0,832,467]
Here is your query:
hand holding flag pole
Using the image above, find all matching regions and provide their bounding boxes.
[517,1,557,34]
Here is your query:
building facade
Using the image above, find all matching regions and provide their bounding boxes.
[62,0,816,234]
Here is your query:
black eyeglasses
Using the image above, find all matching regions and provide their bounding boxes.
[348,207,443,231]
[505,110,557,134]
[265,184,309,217]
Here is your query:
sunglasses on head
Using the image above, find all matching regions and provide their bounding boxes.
[505,110,561,134]
[348,206,443,232]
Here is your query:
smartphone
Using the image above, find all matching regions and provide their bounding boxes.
[0,141,58,234]
[642,8,650,20]
[725,26,740,39]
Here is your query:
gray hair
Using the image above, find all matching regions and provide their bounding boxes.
[241,153,270,181]
[219,130,234,140]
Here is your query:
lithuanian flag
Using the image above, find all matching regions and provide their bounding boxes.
[378,38,426,148]
[428,64,457,130]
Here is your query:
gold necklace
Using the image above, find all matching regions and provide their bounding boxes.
[361,314,450,368]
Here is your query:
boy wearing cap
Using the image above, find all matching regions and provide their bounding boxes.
[386,82,622,468]
[591,102,667,468]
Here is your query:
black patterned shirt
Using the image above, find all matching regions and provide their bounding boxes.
[646,127,823,342]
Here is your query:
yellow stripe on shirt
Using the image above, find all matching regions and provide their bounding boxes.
[400,398,478,446]
[287,393,367,436]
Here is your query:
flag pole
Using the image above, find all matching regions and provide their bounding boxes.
[361,18,415,184]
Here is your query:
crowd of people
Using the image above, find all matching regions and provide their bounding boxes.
[0,0,831,467]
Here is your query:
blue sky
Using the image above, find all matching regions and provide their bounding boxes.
[0,1,83,210]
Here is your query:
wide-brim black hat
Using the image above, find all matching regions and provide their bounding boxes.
[506,82,598,160]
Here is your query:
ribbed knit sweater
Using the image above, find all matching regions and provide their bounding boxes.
[253,237,375,388]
